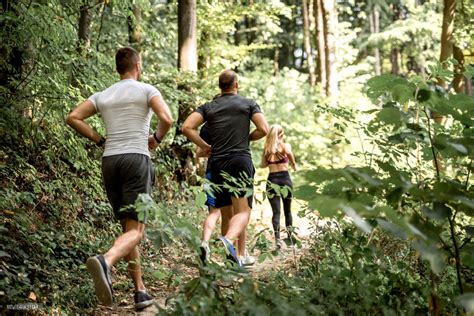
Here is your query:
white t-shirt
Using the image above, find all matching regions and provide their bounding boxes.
[88,79,161,157]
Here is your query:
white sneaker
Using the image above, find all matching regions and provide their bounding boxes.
[240,252,256,266]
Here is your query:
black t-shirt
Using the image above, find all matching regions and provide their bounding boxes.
[195,94,262,159]
[199,123,212,172]
[199,123,211,145]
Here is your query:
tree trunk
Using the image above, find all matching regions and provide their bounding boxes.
[198,29,211,79]
[439,0,455,64]
[323,0,337,97]
[273,49,280,75]
[433,0,456,124]
[77,4,91,55]
[128,4,142,51]
[245,0,256,45]
[175,0,198,182]
[294,5,300,69]
[314,0,327,95]
[278,43,291,70]
[452,45,465,93]
[390,48,400,75]
[302,0,316,86]
[234,20,242,45]
[369,6,381,75]
[178,0,197,72]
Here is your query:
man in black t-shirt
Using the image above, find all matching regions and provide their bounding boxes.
[197,123,255,266]
[183,70,269,266]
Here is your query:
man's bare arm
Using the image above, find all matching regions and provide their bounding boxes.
[182,112,211,153]
[196,146,210,158]
[249,113,269,141]
[149,95,173,149]
[66,100,102,144]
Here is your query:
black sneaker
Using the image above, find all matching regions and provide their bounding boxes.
[86,255,113,306]
[199,241,211,265]
[134,291,154,310]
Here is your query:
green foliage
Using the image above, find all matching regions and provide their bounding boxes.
[1,0,472,314]
[297,66,474,313]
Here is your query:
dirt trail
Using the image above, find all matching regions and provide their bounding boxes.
[93,183,320,315]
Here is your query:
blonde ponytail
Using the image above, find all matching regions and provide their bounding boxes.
[263,124,284,160]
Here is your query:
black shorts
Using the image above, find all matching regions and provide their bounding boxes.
[102,153,155,222]
[209,155,254,208]
[266,171,293,198]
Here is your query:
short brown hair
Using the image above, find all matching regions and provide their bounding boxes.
[115,47,140,74]
[219,70,237,90]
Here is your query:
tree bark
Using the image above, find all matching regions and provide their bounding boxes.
[390,48,400,75]
[369,6,381,75]
[452,45,465,93]
[77,4,91,55]
[273,49,280,75]
[302,0,316,86]
[245,0,256,45]
[234,20,242,46]
[174,0,198,182]
[178,0,197,72]
[323,0,338,97]
[128,4,142,51]
[439,0,455,64]
[198,29,211,79]
[314,0,327,95]
[434,0,456,124]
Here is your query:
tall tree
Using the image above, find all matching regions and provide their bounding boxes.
[369,4,381,75]
[174,0,198,182]
[77,3,91,55]
[245,0,257,45]
[433,0,455,124]
[439,0,455,66]
[178,0,197,72]
[314,0,327,95]
[302,0,316,86]
[128,4,142,51]
[390,3,401,75]
[324,0,338,97]
[452,45,465,93]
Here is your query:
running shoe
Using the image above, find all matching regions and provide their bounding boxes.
[86,255,113,306]
[134,290,154,310]
[199,241,211,264]
[217,236,242,267]
[240,251,256,266]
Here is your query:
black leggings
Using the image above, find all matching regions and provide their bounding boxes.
[267,171,293,240]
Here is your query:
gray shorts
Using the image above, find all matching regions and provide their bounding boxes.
[102,153,154,222]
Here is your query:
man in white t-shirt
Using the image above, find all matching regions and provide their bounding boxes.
[66,47,173,310]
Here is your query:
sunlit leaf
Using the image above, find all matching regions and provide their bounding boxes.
[376,219,407,239]
[340,205,372,234]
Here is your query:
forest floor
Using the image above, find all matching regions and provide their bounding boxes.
[93,195,320,315]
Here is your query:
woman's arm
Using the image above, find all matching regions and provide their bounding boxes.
[285,143,297,171]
